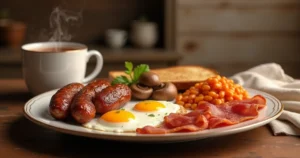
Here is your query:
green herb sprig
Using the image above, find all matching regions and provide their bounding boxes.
[148,114,155,117]
[111,61,150,86]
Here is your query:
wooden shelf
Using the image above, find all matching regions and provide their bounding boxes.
[90,47,181,63]
[0,46,182,78]
[0,47,181,64]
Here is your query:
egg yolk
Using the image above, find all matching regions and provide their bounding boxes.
[134,101,166,112]
[100,110,135,123]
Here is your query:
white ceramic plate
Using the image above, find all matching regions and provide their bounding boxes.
[23,88,283,143]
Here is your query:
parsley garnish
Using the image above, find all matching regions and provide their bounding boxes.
[148,114,155,117]
[111,61,150,86]
[111,76,130,85]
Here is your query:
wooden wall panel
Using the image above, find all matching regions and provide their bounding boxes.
[165,0,175,50]
[202,62,300,77]
[174,0,300,77]
[177,0,300,6]
[176,35,300,64]
[176,6,300,32]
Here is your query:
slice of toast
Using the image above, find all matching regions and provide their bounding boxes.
[108,65,218,90]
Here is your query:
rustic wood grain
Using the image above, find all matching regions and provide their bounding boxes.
[176,35,300,63]
[0,79,299,158]
[178,0,300,6]
[165,0,176,50]
[176,34,300,77]
[173,0,300,78]
[176,6,300,32]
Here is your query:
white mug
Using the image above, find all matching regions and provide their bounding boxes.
[22,42,103,95]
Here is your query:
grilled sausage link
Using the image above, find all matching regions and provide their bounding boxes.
[49,83,84,120]
[71,79,111,124]
[94,84,131,114]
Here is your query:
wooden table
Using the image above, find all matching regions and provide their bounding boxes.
[0,79,299,158]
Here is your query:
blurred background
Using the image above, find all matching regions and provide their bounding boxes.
[1,0,300,78]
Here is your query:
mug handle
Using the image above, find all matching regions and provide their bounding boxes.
[82,50,103,83]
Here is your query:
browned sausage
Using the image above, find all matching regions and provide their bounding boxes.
[94,84,131,114]
[49,83,84,120]
[71,79,111,124]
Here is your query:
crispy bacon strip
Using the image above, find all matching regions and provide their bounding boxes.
[136,114,208,134]
[136,95,266,134]
[227,95,266,110]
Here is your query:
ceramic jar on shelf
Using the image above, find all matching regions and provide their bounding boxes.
[130,20,158,48]
[105,29,127,49]
[0,19,26,48]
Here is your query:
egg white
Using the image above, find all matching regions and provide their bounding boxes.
[83,100,184,133]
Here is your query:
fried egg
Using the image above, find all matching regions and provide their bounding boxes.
[83,100,185,133]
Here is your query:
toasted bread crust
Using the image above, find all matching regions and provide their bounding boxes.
[108,65,218,90]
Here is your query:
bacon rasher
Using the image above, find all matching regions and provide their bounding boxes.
[136,95,266,134]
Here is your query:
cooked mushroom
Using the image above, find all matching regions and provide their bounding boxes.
[151,82,178,101]
[130,83,153,100]
[139,71,161,87]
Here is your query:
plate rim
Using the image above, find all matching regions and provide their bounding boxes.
[23,88,283,142]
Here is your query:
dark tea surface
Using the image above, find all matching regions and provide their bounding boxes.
[29,47,84,53]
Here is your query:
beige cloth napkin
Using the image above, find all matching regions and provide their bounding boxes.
[230,63,300,136]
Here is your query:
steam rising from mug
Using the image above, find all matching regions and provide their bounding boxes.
[49,7,83,51]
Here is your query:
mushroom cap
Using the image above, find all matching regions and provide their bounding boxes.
[130,83,153,100]
[139,71,161,87]
[151,82,178,101]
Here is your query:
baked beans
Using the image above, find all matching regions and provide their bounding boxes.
[176,75,249,110]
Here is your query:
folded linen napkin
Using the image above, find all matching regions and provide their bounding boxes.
[230,63,300,136]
